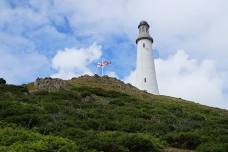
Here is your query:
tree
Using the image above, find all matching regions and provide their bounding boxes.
[0,78,6,85]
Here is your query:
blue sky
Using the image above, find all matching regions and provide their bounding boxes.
[0,0,228,109]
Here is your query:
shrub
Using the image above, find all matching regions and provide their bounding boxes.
[96,143,128,152]
[0,127,79,151]
[109,99,125,106]
[190,113,206,121]
[165,132,201,150]
[197,143,228,152]
[87,132,162,152]
[0,78,6,85]
[80,91,92,98]
[124,134,160,152]
[75,86,128,98]
[169,106,183,117]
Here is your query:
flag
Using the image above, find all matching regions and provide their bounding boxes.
[97,60,111,68]
[97,62,104,68]
[103,60,111,65]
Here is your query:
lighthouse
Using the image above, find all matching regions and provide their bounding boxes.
[135,21,159,95]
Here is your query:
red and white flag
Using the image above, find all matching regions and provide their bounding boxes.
[97,59,111,68]
[96,59,111,76]
[97,62,105,68]
[103,60,111,65]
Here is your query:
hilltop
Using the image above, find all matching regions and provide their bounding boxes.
[0,75,227,152]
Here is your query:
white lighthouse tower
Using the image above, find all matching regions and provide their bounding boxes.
[135,21,159,95]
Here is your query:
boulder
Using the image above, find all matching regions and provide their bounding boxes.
[34,77,66,92]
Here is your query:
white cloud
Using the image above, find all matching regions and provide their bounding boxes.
[124,50,227,109]
[156,50,227,108]
[51,43,102,79]
[0,51,49,84]
[49,1,228,43]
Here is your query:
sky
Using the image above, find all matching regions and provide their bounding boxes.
[0,0,228,109]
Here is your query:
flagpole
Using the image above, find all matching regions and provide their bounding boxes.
[102,67,103,76]
[101,59,104,76]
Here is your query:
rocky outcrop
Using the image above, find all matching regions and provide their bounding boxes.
[34,77,66,92]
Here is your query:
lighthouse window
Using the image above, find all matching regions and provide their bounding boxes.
[144,78,147,83]
[143,43,145,48]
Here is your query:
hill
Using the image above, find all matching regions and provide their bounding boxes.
[0,75,228,152]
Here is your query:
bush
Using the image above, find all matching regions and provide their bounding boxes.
[165,132,201,150]
[0,127,79,151]
[87,132,162,152]
[0,78,6,85]
[109,99,125,106]
[75,86,128,98]
[124,134,160,152]
[80,91,92,98]
[197,143,228,152]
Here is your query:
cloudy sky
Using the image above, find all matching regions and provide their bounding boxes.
[0,0,228,109]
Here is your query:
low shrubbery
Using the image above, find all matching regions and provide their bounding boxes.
[197,143,228,152]
[0,83,227,151]
[0,127,78,152]
[165,132,201,149]
[0,78,6,85]
[85,132,162,152]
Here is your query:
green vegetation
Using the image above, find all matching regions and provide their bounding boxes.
[0,124,78,152]
[0,78,6,85]
[0,76,227,152]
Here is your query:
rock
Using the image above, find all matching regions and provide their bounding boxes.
[83,95,94,103]
[94,74,100,78]
[34,77,66,92]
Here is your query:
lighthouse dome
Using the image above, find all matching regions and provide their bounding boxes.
[138,20,150,28]
[136,20,153,44]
